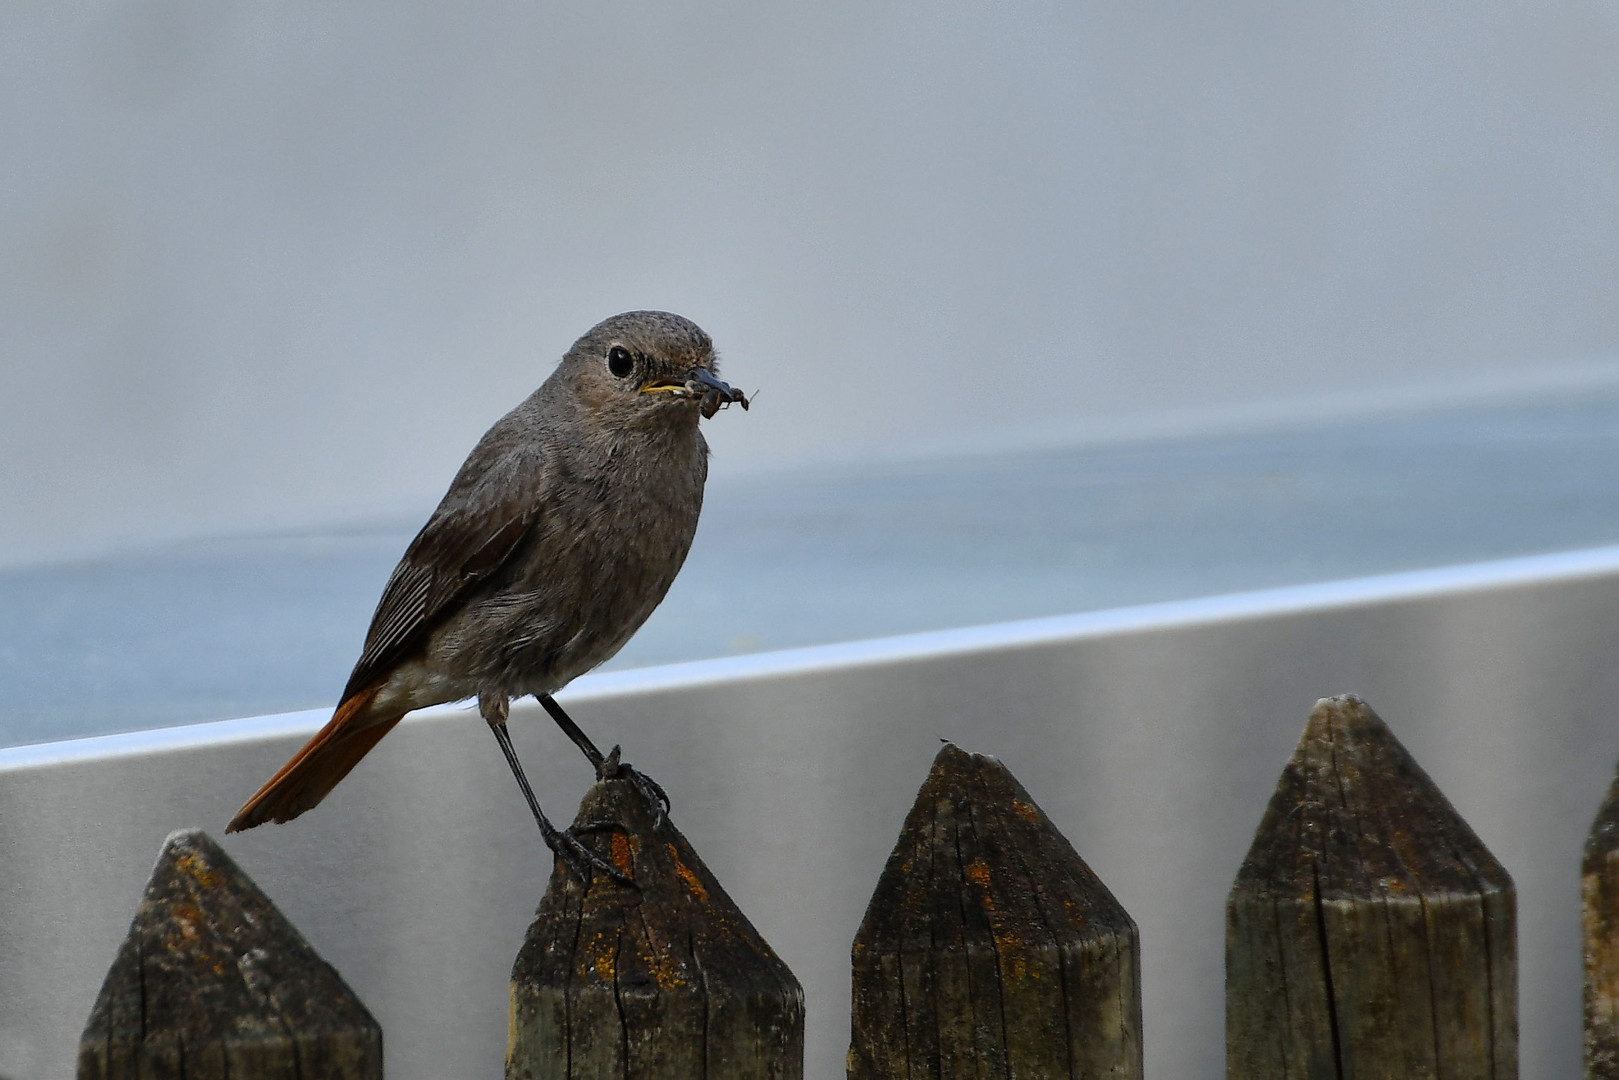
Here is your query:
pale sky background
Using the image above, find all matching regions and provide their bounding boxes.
[4,1,1619,566]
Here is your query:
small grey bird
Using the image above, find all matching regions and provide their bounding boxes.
[227,311,747,878]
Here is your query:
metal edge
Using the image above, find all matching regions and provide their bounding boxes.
[8,541,1619,774]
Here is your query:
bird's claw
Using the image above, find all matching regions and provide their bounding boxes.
[598,745,671,828]
[539,818,635,888]
[626,767,672,829]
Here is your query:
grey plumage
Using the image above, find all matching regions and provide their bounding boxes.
[228,310,742,834]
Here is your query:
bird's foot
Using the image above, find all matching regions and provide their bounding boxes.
[538,816,635,888]
[598,745,671,828]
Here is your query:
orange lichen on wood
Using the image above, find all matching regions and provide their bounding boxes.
[849,744,1143,1080]
[507,776,803,1079]
[610,830,634,874]
[77,828,381,1080]
[669,844,711,904]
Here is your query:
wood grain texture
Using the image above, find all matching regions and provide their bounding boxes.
[848,743,1142,1080]
[1227,694,1516,1080]
[506,776,804,1080]
[1586,754,1619,1077]
[77,828,381,1080]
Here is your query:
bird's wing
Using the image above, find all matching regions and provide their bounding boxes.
[340,452,542,702]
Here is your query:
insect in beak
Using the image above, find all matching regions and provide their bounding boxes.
[686,367,750,419]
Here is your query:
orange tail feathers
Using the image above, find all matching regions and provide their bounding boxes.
[226,684,404,833]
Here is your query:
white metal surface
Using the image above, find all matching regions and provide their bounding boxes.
[5,547,1619,1078]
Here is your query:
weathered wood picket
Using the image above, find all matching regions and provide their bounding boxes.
[1226,694,1516,1080]
[77,692,1619,1078]
[848,743,1142,1080]
[1587,752,1619,1078]
[506,775,804,1079]
[77,828,381,1080]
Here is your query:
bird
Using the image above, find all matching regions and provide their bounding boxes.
[226,310,748,880]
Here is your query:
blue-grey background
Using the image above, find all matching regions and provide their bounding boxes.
[5,1,1619,565]
[5,5,1619,1078]
[10,398,1619,746]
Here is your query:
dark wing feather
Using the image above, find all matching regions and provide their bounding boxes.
[340,451,541,701]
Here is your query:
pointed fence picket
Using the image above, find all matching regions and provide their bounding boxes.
[85,692,1619,1080]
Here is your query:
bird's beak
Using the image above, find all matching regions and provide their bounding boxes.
[640,367,750,417]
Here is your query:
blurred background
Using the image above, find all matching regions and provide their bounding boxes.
[7,4,1619,1078]
[9,0,1619,734]
[10,0,1619,744]
[6,0,1619,565]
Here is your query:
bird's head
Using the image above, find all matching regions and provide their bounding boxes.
[562,310,749,426]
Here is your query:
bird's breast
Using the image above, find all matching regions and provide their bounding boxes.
[425,426,708,698]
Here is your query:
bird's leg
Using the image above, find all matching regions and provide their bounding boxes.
[536,692,607,768]
[538,693,671,825]
[481,694,631,887]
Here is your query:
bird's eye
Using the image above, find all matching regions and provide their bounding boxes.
[607,345,635,378]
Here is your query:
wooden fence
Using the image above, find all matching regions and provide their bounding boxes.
[75,693,1619,1078]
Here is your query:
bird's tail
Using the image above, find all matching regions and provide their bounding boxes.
[226,684,403,832]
